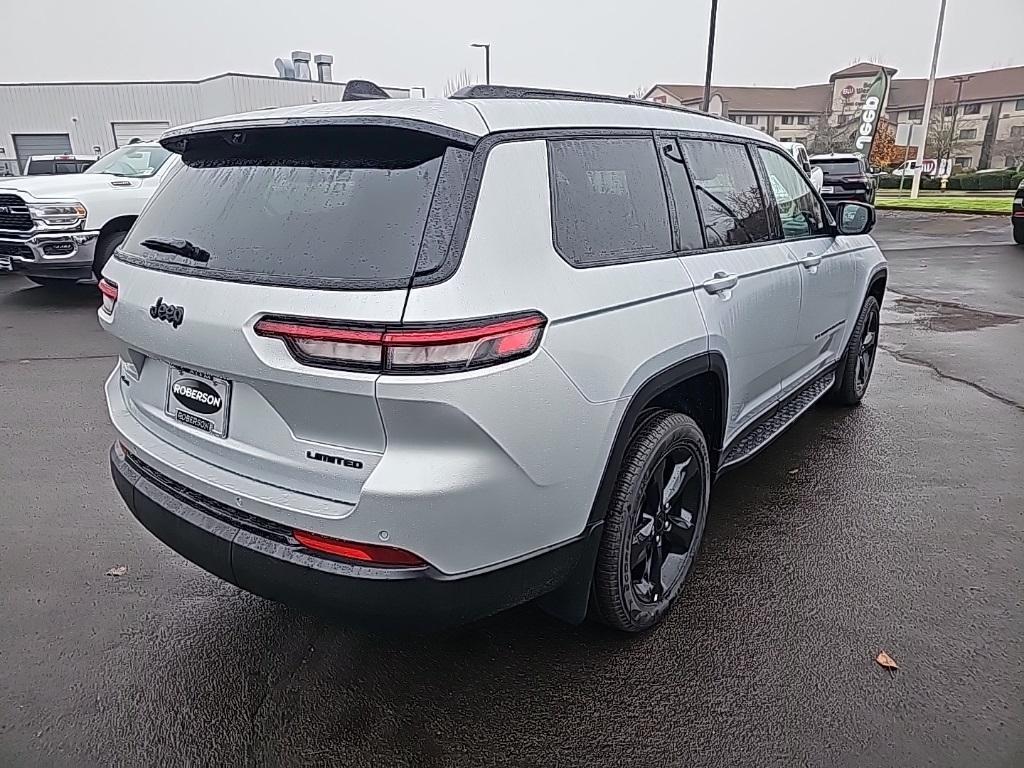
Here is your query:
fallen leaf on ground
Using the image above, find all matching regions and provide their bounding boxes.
[105,566,128,577]
[875,651,898,670]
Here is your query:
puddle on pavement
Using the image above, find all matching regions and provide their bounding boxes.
[888,294,1022,333]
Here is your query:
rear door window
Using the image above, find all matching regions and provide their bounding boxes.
[548,137,672,266]
[679,140,771,248]
[657,137,706,252]
[121,126,472,290]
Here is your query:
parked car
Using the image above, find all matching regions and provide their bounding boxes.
[809,153,877,205]
[778,141,824,191]
[0,143,177,284]
[1013,178,1023,245]
[100,85,886,633]
[23,154,99,176]
[890,158,953,177]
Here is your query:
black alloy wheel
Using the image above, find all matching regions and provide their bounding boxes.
[831,294,881,406]
[630,446,704,604]
[854,302,879,396]
[593,410,710,632]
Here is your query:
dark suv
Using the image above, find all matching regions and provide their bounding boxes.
[809,153,876,206]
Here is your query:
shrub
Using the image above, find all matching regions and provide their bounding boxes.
[947,175,963,190]
[959,174,981,190]
[921,177,942,190]
[977,171,1014,190]
[1012,171,1024,189]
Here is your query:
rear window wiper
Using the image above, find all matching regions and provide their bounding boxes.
[139,237,210,263]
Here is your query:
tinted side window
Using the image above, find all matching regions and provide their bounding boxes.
[679,140,771,248]
[549,138,672,266]
[758,148,828,239]
[658,138,706,252]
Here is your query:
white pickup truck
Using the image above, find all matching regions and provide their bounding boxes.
[0,143,176,286]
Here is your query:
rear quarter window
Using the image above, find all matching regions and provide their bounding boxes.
[548,137,672,266]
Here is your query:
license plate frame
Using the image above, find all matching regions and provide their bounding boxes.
[165,365,232,438]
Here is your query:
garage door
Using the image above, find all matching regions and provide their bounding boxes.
[112,122,171,147]
[13,133,72,173]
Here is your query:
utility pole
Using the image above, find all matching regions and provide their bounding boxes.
[471,43,491,85]
[701,0,719,112]
[911,0,948,199]
[946,75,973,172]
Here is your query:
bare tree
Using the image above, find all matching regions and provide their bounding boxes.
[807,110,854,154]
[443,69,475,98]
[629,85,649,100]
[993,134,1024,169]
[924,102,971,163]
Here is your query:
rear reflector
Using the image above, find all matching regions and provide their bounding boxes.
[254,312,546,374]
[293,530,425,567]
[98,278,118,315]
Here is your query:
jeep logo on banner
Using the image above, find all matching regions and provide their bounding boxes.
[853,69,891,160]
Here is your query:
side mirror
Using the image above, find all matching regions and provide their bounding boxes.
[835,201,874,235]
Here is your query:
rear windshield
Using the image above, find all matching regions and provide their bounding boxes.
[809,158,863,176]
[121,126,472,290]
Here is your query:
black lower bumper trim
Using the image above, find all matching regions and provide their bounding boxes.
[110,446,600,630]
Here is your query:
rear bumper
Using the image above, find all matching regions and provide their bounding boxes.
[110,444,600,629]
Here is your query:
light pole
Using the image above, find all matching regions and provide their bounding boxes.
[471,43,491,85]
[911,0,948,199]
[701,0,719,112]
[945,75,972,172]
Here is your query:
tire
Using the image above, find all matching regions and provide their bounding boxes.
[592,410,711,632]
[1013,222,1024,246]
[93,229,128,279]
[27,277,79,289]
[831,295,880,406]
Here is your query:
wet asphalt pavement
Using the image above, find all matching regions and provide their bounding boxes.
[1,212,1021,767]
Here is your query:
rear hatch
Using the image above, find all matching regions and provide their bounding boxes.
[811,158,869,193]
[105,123,474,503]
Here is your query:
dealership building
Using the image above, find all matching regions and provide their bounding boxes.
[0,53,411,175]
[645,63,1024,170]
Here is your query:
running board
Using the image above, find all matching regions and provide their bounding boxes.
[719,370,836,472]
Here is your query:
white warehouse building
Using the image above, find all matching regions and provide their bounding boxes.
[0,53,411,175]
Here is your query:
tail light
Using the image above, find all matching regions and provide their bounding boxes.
[254,312,546,374]
[293,529,425,567]
[98,278,118,315]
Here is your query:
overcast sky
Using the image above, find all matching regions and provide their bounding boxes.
[2,0,1020,95]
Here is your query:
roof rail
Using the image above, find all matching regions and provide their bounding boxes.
[449,84,729,122]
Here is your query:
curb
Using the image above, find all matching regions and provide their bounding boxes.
[876,205,1010,217]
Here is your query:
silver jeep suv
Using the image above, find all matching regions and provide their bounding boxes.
[101,84,886,632]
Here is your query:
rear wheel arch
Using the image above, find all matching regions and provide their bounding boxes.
[536,352,728,625]
[587,352,728,528]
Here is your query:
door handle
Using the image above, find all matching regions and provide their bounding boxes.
[702,271,738,294]
[799,253,822,268]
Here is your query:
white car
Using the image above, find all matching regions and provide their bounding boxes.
[23,154,99,176]
[0,143,177,286]
[778,141,823,191]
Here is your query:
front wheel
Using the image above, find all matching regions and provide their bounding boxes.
[592,410,710,632]
[93,230,128,279]
[831,295,880,406]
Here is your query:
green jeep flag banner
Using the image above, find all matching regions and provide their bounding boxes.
[853,69,891,161]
